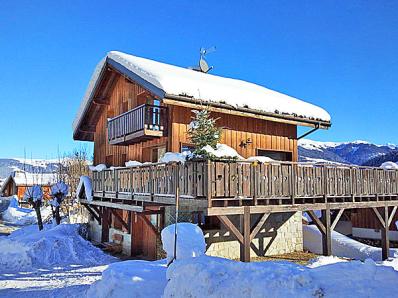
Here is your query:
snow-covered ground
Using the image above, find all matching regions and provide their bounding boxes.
[0,223,115,297]
[303,224,398,261]
[1,196,52,225]
[2,221,398,297]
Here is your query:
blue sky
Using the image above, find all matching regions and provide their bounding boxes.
[1,1,397,159]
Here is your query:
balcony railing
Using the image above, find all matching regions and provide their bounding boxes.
[90,160,398,209]
[108,104,167,145]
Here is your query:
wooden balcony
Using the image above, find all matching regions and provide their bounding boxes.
[108,104,167,145]
[87,160,398,215]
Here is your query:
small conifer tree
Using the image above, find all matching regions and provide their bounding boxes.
[188,108,222,156]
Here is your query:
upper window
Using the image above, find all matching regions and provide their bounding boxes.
[256,149,292,161]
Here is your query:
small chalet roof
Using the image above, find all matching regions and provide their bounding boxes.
[73,51,331,137]
[0,171,57,194]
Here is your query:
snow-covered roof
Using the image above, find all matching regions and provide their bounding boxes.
[73,51,331,136]
[0,171,57,193]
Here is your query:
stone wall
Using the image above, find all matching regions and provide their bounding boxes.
[205,212,303,259]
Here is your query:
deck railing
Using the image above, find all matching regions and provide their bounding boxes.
[108,104,167,143]
[91,160,398,208]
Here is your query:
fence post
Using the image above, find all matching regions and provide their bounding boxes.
[207,159,213,208]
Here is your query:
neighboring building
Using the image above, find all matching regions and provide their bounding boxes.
[0,170,57,201]
[73,51,332,260]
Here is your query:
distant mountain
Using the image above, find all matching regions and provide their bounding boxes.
[362,150,398,167]
[299,139,398,166]
[0,158,60,180]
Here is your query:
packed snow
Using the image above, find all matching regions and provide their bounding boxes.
[303,224,398,261]
[89,164,107,172]
[381,161,398,170]
[87,260,167,298]
[158,152,188,163]
[247,156,275,163]
[76,176,93,201]
[74,51,331,136]
[1,199,52,226]
[161,223,206,262]
[0,224,114,272]
[202,143,243,159]
[125,160,142,167]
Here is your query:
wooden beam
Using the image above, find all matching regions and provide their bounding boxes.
[331,208,345,231]
[111,209,129,231]
[321,207,332,256]
[372,207,385,227]
[217,215,244,244]
[250,213,269,241]
[381,206,390,261]
[83,204,101,224]
[138,214,160,236]
[306,211,326,234]
[101,207,110,242]
[241,206,251,262]
[80,199,143,212]
[207,200,398,216]
[388,206,398,227]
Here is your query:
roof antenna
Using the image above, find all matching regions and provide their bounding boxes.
[189,46,216,73]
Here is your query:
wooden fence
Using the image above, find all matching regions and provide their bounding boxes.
[92,160,398,207]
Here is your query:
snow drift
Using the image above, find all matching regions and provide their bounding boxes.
[303,224,398,261]
[1,196,52,225]
[161,223,206,262]
[0,224,114,272]
[87,260,167,298]
[164,255,398,298]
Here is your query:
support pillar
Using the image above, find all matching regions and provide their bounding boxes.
[381,206,390,261]
[321,206,332,256]
[240,206,251,262]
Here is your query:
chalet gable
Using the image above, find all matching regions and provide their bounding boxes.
[73,51,331,141]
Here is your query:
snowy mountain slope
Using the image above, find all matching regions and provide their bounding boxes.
[362,150,398,167]
[0,158,60,180]
[299,139,398,165]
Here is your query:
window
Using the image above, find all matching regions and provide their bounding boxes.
[256,149,292,161]
[152,146,166,163]
[180,143,195,154]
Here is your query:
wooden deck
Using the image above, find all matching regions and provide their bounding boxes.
[90,160,398,213]
[85,160,398,261]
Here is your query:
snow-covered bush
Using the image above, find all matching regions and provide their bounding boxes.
[23,185,43,202]
[161,223,206,262]
[381,161,398,170]
[50,181,69,225]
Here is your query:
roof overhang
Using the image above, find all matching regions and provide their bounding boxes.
[73,54,331,141]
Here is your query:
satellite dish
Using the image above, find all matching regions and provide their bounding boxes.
[199,58,210,73]
[189,46,216,73]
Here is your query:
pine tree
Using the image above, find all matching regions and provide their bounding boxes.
[188,108,222,156]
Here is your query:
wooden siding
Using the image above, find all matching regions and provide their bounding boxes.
[94,75,167,166]
[93,73,298,166]
[351,208,398,231]
[169,106,298,161]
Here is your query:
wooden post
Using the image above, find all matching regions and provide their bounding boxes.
[240,206,251,262]
[381,206,390,261]
[207,160,213,208]
[101,207,110,242]
[321,205,332,256]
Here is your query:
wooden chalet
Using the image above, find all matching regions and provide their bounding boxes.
[73,51,398,261]
[0,170,55,202]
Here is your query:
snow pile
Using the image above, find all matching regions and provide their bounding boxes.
[164,255,398,297]
[202,143,243,159]
[159,152,188,164]
[0,224,114,272]
[161,223,206,262]
[0,195,14,212]
[77,176,93,201]
[247,156,274,163]
[381,161,398,170]
[89,164,107,172]
[1,197,52,225]
[125,160,142,167]
[87,260,167,298]
[307,255,348,268]
[23,185,43,202]
[303,225,398,261]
